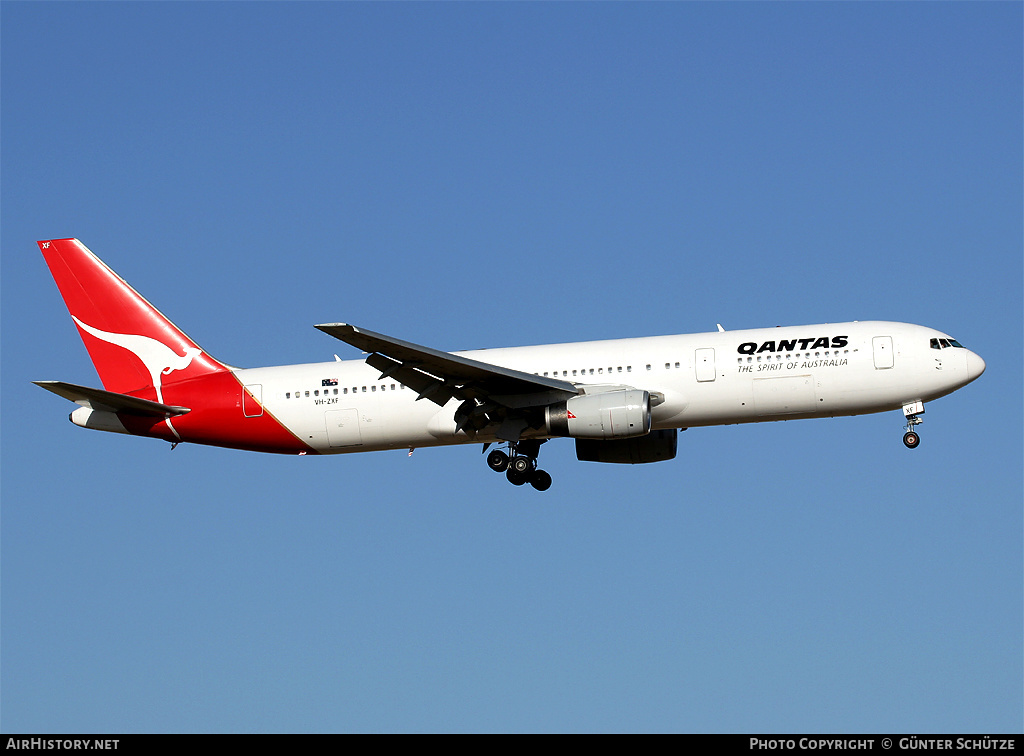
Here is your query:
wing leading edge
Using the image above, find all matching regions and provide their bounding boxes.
[315,323,577,401]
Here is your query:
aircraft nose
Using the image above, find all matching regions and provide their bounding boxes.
[966,350,986,381]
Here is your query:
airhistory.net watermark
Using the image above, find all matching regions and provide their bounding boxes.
[6,740,118,750]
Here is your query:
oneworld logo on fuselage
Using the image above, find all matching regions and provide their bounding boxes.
[737,336,849,355]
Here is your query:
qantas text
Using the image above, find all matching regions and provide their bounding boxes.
[737,336,849,355]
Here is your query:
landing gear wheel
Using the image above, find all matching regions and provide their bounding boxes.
[530,470,552,492]
[506,466,530,486]
[486,449,510,472]
[510,456,532,475]
[497,440,549,489]
[901,402,924,451]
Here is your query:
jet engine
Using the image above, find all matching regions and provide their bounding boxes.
[544,389,651,439]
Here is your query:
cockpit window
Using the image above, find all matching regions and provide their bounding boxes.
[948,339,964,348]
[931,337,966,349]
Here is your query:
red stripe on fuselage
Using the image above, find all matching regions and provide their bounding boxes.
[119,371,316,454]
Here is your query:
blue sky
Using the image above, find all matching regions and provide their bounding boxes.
[2,2,1020,733]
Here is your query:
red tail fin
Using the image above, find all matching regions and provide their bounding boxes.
[38,239,228,401]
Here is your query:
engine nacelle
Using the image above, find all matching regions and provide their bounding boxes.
[575,429,678,464]
[545,389,651,440]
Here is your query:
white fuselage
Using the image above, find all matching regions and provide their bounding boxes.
[234,321,985,455]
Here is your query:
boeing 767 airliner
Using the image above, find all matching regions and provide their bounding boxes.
[35,239,985,491]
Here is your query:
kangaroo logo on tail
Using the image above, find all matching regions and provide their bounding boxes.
[72,316,202,437]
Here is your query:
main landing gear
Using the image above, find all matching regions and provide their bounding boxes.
[902,400,924,449]
[485,440,552,491]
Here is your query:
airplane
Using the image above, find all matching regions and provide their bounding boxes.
[35,238,986,491]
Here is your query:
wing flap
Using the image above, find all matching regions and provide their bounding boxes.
[34,380,191,417]
[364,353,456,406]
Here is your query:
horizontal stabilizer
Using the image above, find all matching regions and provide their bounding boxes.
[33,381,191,417]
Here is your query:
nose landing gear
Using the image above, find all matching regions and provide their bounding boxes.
[902,400,924,449]
[484,440,552,491]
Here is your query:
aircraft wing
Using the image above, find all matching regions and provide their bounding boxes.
[34,380,191,417]
[315,323,577,402]
[315,323,579,439]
